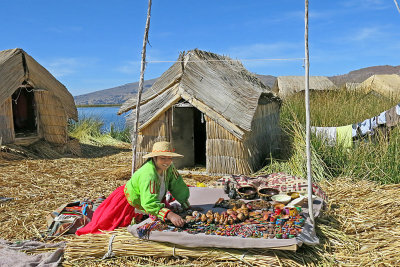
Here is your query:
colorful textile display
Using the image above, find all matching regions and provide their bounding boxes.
[137,205,305,240]
[128,187,322,249]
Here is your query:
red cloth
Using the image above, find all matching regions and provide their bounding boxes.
[76,185,136,235]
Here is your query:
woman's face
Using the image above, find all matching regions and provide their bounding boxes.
[154,156,173,172]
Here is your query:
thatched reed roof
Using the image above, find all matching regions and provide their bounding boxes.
[272,76,337,99]
[345,82,361,91]
[0,48,77,120]
[358,74,400,98]
[119,49,279,139]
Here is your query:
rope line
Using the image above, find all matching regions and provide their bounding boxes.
[102,234,116,259]
[142,58,305,64]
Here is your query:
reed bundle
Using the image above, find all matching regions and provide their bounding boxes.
[63,228,298,266]
[323,178,400,266]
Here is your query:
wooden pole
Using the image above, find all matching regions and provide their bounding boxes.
[395,0,400,14]
[304,0,315,226]
[132,0,152,175]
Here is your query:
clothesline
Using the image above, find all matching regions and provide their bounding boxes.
[311,103,400,147]
[140,58,306,63]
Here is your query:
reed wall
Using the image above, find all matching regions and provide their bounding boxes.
[0,98,15,143]
[206,101,280,176]
[205,116,252,175]
[242,101,281,170]
[35,91,68,144]
[135,110,171,168]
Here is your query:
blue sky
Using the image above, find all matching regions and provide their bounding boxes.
[1,0,399,96]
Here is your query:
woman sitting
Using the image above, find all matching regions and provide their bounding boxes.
[76,141,189,235]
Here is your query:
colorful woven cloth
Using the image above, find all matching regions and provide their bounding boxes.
[217,173,327,201]
[260,172,327,201]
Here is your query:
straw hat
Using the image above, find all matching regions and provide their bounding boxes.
[142,141,184,159]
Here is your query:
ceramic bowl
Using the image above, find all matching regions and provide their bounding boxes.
[237,186,257,200]
[287,192,300,200]
[257,188,279,200]
[271,194,292,205]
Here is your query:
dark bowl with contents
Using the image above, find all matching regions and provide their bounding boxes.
[258,188,279,201]
[237,186,258,200]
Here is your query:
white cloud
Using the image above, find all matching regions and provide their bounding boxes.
[41,57,97,77]
[348,26,383,41]
[45,58,79,77]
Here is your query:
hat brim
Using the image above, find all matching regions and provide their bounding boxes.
[142,151,184,159]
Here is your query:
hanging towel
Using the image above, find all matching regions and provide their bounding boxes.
[351,124,358,137]
[312,126,337,146]
[371,116,378,130]
[337,125,353,148]
[358,119,372,135]
[386,105,400,127]
[377,111,386,125]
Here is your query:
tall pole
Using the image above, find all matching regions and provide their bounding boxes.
[132,0,152,175]
[395,0,400,14]
[305,0,315,225]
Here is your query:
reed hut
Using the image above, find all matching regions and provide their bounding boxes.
[358,74,400,99]
[0,48,78,146]
[118,49,281,175]
[272,76,337,99]
[345,82,361,91]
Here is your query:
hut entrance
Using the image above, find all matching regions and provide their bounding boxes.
[193,109,206,165]
[12,87,37,137]
[171,103,206,168]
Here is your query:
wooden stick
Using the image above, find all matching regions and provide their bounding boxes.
[132,0,152,174]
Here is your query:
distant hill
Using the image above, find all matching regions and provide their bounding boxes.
[74,78,158,105]
[328,65,400,86]
[74,65,400,105]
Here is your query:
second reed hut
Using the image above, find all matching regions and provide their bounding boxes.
[272,76,337,99]
[118,49,281,175]
[358,74,400,99]
[0,48,78,147]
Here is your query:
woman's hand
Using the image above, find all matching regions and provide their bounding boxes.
[166,211,185,227]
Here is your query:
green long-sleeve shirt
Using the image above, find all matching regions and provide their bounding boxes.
[124,160,190,221]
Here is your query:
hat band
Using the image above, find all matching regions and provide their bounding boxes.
[151,149,176,152]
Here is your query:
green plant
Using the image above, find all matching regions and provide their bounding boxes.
[109,123,132,143]
[68,116,103,141]
[261,89,400,184]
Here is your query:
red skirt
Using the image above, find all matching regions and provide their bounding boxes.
[76,185,137,235]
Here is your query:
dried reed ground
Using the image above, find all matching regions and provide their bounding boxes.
[1,145,400,266]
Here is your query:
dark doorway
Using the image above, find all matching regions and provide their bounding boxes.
[12,87,37,136]
[193,109,206,165]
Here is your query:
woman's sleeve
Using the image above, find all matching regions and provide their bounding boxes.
[168,165,190,209]
[139,175,171,221]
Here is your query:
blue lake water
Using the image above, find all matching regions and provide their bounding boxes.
[77,106,128,132]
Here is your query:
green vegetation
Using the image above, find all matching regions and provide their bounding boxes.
[259,89,400,184]
[68,116,131,145]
